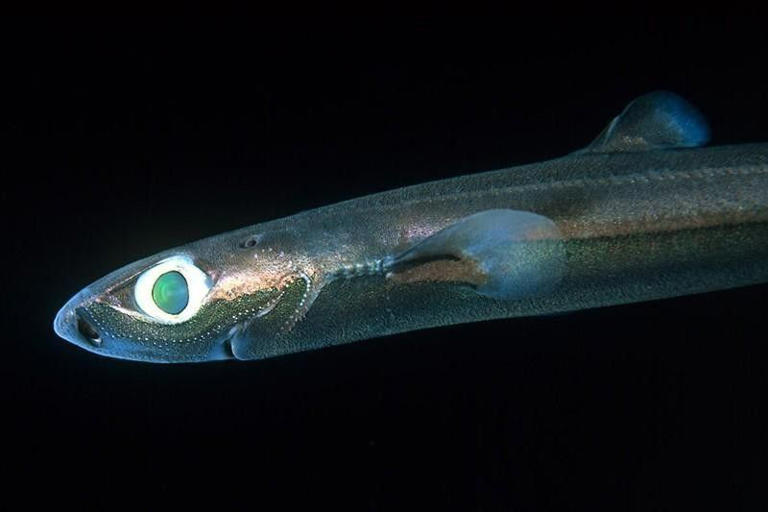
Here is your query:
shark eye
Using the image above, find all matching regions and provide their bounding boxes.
[152,271,189,314]
[134,256,212,323]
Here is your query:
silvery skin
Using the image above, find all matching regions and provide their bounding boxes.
[54,92,768,363]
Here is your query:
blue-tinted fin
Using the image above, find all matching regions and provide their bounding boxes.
[387,209,565,300]
[578,91,710,154]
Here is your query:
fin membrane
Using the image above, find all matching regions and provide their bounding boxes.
[388,209,565,300]
[580,91,710,153]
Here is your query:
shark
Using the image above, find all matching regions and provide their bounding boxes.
[53,91,768,362]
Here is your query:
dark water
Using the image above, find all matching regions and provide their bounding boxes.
[5,18,768,509]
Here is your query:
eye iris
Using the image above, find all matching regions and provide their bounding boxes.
[151,271,189,315]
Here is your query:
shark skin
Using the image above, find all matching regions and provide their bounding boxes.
[54,92,768,363]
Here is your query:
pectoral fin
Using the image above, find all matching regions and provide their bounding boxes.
[387,209,565,300]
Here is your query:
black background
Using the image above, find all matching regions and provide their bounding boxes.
[4,18,768,509]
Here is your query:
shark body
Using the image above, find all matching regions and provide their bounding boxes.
[54,92,768,362]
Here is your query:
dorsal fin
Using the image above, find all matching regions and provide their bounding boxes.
[578,91,710,154]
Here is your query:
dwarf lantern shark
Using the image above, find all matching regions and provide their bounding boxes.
[54,92,768,362]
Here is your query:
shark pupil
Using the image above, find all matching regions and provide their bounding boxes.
[152,271,189,315]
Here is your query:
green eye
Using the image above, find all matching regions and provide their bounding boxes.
[151,271,189,315]
[135,256,212,323]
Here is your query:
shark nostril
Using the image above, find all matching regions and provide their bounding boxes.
[76,313,102,347]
